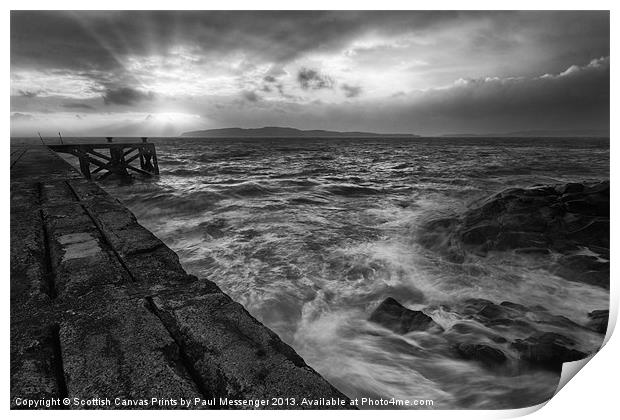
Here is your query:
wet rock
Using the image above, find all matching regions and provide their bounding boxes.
[462,298,526,326]
[369,297,443,334]
[448,323,507,344]
[586,310,609,334]
[455,343,507,368]
[419,181,609,289]
[511,332,587,370]
[552,254,609,289]
[464,298,527,321]
[500,301,529,312]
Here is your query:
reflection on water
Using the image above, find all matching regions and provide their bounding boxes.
[95,137,608,409]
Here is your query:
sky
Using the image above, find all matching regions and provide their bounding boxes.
[10,11,610,137]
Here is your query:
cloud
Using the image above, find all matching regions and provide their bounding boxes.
[9,11,609,136]
[11,112,35,121]
[197,56,609,135]
[63,102,95,110]
[386,56,610,133]
[9,11,458,71]
[261,75,290,97]
[18,89,42,98]
[10,11,609,78]
[102,87,154,105]
[341,84,362,98]
[241,90,260,102]
[297,68,334,90]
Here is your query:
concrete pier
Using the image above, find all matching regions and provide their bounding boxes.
[10,145,350,409]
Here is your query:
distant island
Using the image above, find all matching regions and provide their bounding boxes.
[181,126,419,138]
[441,129,609,138]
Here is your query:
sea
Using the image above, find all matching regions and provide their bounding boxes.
[13,136,610,409]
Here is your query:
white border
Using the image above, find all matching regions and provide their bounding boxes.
[4,2,617,419]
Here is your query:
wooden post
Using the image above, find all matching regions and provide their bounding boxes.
[48,139,159,180]
[141,145,155,173]
[150,144,160,175]
[76,147,91,180]
[138,146,146,170]
[109,145,129,177]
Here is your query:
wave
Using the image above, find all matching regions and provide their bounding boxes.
[166,168,205,176]
[196,150,257,162]
[322,183,383,196]
[216,181,275,198]
[100,137,610,409]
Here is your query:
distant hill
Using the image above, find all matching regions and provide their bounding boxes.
[181,126,419,138]
[441,129,609,138]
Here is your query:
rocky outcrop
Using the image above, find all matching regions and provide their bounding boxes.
[419,181,609,289]
[586,310,609,334]
[371,296,601,373]
[454,343,507,368]
[511,332,587,370]
[369,298,443,334]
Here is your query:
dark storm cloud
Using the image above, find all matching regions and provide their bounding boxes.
[241,90,260,102]
[10,11,453,70]
[341,84,362,98]
[414,57,610,128]
[11,112,35,121]
[11,11,609,72]
[298,68,334,90]
[17,90,42,98]
[262,75,289,97]
[102,87,154,105]
[324,56,610,134]
[11,11,122,71]
[63,102,95,110]
[203,56,609,135]
[9,11,609,135]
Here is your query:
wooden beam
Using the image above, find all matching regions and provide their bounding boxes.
[84,148,111,162]
[125,153,141,164]
[123,147,138,157]
[49,141,160,180]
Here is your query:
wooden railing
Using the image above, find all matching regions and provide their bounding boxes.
[49,138,159,180]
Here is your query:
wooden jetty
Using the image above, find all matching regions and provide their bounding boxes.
[48,138,159,180]
[10,145,350,409]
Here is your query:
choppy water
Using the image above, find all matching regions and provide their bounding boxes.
[47,136,609,409]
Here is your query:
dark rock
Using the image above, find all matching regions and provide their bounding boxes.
[369,297,443,334]
[511,332,587,370]
[495,231,549,250]
[462,298,520,322]
[455,343,507,367]
[586,310,609,334]
[461,225,500,245]
[556,183,585,195]
[449,323,507,344]
[552,255,609,289]
[500,301,529,312]
[514,247,551,255]
[478,303,507,320]
[462,300,532,330]
[418,181,609,289]
[567,220,609,249]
